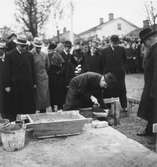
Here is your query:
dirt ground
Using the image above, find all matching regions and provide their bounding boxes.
[1,73,157,167]
[115,73,156,152]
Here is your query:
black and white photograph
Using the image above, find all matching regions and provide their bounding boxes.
[0,0,157,166]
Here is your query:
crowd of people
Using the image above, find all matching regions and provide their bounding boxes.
[1,30,155,136]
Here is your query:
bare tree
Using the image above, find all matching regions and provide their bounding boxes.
[0,26,13,41]
[145,1,157,30]
[51,0,76,42]
[15,0,54,37]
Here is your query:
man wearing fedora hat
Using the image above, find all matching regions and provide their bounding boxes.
[137,28,157,136]
[6,33,17,52]
[101,35,127,113]
[0,41,6,118]
[59,40,76,104]
[3,35,36,121]
[31,37,50,113]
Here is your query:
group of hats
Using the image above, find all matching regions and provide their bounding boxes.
[109,28,157,43]
[1,28,156,49]
[13,36,43,48]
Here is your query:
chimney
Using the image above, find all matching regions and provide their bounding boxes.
[99,17,104,25]
[63,27,67,33]
[108,13,114,21]
[143,20,150,28]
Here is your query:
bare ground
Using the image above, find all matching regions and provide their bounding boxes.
[115,74,155,152]
[1,73,157,167]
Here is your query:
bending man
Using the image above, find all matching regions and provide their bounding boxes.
[63,72,116,110]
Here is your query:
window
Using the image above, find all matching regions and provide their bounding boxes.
[117,23,122,30]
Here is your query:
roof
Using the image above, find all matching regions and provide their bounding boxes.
[126,28,142,38]
[78,17,139,36]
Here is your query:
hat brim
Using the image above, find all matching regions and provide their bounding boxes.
[142,31,157,42]
[0,43,6,48]
[14,39,28,46]
[32,43,43,48]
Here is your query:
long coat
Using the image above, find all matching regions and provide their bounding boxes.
[83,49,104,74]
[0,56,5,118]
[102,46,127,108]
[48,50,65,108]
[59,51,75,103]
[60,51,75,86]
[63,72,105,110]
[31,49,50,110]
[3,48,36,121]
[71,49,85,75]
[138,43,157,123]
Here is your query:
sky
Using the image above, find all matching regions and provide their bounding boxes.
[0,0,153,37]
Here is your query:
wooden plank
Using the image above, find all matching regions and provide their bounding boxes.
[33,132,81,139]
[153,123,157,133]
[152,124,157,152]
[103,98,119,104]
[29,119,88,138]
[18,111,91,138]
[114,101,120,125]
[27,119,90,131]
[155,134,157,153]
[103,98,120,126]
[127,97,140,104]
[26,114,33,123]
[127,97,140,114]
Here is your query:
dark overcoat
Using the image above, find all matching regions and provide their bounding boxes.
[83,49,104,74]
[60,51,75,86]
[138,43,157,123]
[63,72,105,110]
[71,49,85,75]
[0,57,5,118]
[102,46,127,108]
[60,51,75,103]
[3,48,36,121]
[6,41,16,52]
[48,50,65,108]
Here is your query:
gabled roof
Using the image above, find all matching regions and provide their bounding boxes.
[78,17,139,36]
[126,28,142,38]
[118,17,139,29]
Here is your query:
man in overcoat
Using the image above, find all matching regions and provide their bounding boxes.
[102,35,127,112]
[60,41,75,103]
[6,33,17,52]
[63,72,116,110]
[3,36,36,121]
[0,41,6,118]
[82,40,104,74]
[137,28,157,136]
[47,42,65,110]
[31,37,50,113]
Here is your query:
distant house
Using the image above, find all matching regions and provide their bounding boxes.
[52,27,80,42]
[126,20,157,39]
[78,13,139,40]
[126,28,142,39]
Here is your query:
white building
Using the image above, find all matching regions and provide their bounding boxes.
[78,13,139,40]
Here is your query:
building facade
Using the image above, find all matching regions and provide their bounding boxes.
[78,13,139,40]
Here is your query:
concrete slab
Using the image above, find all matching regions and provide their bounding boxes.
[0,126,157,167]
